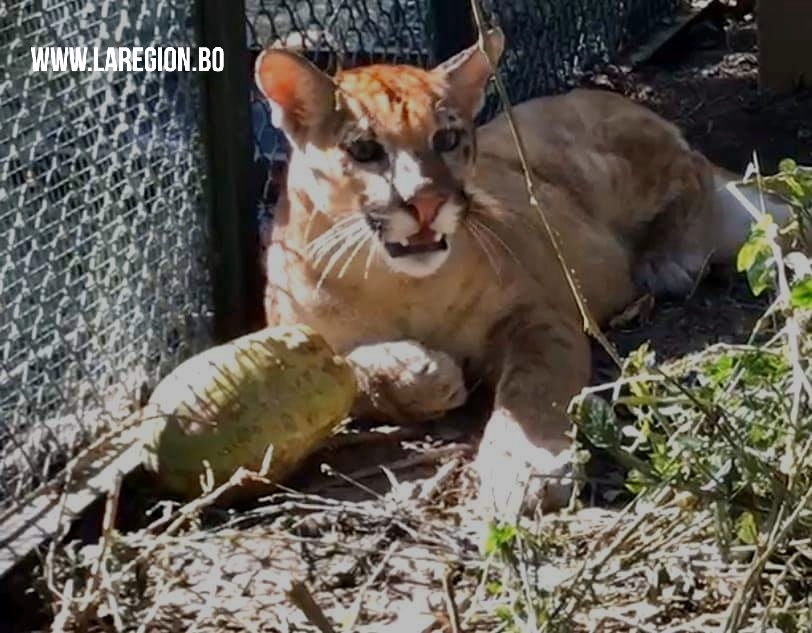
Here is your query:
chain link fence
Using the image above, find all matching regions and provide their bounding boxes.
[0,1,214,512]
[246,0,680,217]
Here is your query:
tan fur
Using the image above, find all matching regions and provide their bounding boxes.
[254,30,798,518]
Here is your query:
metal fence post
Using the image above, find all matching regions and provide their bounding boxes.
[196,0,265,342]
[428,0,478,65]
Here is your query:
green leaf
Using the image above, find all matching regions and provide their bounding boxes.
[482,521,517,557]
[778,158,798,174]
[740,351,786,381]
[790,277,812,308]
[574,395,620,449]
[736,238,763,273]
[736,511,759,545]
[485,581,504,597]
[493,605,516,625]
[625,343,654,374]
[784,175,807,200]
[625,469,647,494]
[737,241,774,296]
[650,441,680,480]
[704,355,734,386]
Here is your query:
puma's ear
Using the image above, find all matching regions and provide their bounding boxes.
[433,27,505,118]
[254,48,335,141]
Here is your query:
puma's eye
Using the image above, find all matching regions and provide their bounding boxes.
[432,128,461,153]
[345,139,386,163]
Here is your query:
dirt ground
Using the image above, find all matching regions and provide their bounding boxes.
[10,6,812,632]
[580,9,812,175]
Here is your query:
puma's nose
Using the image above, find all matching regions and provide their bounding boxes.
[405,190,448,228]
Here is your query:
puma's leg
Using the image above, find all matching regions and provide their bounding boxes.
[634,152,719,297]
[474,315,590,520]
[345,340,467,423]
[635,157,802,298]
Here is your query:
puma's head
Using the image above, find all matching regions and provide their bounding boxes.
[255,29,505,278]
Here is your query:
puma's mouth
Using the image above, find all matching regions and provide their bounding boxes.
[384,230,448,258]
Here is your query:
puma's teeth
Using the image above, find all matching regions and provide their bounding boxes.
[434,232,443,242]
[400,239,409,247]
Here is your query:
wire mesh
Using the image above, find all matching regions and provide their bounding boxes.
[0,1,214,511]
[246,0,431,232]
[246,0,680,218]
[475,0,681,119]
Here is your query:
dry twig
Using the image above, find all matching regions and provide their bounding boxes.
[287,580,337,633]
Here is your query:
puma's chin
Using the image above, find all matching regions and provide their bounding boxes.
[381,235,452,277]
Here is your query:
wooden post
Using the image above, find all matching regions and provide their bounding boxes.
[428,0,477,65]
[758,0,812,92]
[196,0,265,342]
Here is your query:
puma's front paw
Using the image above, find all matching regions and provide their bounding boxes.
[346,340,467,422]
[473,410,574,520]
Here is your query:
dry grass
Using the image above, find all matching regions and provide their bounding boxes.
[38,447,810,632]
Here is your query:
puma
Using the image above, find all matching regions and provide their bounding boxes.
[254,28,798,518]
